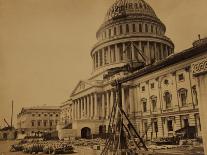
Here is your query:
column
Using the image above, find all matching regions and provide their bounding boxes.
[123,43,126,61]
[122,88,126,112]
[84,97,87,119]
[115,44,119,62]
[161,43,164,60]
[108,46,111,64]
[110,90,114,115]
[94,93,98,119]
[73,101,76,120]
[78,99,81,120]
[154,42,158,62]
[197,74,207,153]
[138,41,142,61]
[131,42,135,61]
[106,91,110,116]
[129,88,134,114]
[109,90,114,119]
[87,95,90,119]
[90,94,94,119]
[75,100,78,120]
[147,41,150,64]
[102,93,105,119]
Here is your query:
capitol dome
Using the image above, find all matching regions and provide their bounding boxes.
[104,0,157,22]
[90,0,174,78]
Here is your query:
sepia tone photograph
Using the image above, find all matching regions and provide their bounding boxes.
[0,0,207,154]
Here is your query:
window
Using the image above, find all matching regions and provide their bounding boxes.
[142,101,147,112]
[184,119,189,127]
[31,121,35,127]
[164,92,172,109]
[44,121,47,127]
[151,25,153,33]
[178,73,184,81]
[167,120,173,131]
[118,44,123,61]
[56,114,59,117]
[151,83,154,89]
[132,24,136,32]
[178,88,187,106]
[142,86,145,91]
[126,24,129,33]
[154,121,158,132]
[32,114,35,117]
[164,79,169,85]
[99,51,103,66]
[44,114,47,117]
[109,29,111,37]
[143,121,148,133]
[50,121,53,126]
[139,24,142,32]
[145,24,148,32]
[38,121,41,126]
[114,27,116,35]
[38,114,41,117]
[50,114,53,117]
[151,97,157,112]
[120,25,123,34]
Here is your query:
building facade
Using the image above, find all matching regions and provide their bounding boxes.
[17,106,60,136]
[60,0,206,140]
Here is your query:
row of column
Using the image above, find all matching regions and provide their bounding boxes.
[72,93,97,120]
[92,41,173,70]
[98,22,164,41]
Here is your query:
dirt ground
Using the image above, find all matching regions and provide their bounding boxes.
[0,140,204,155]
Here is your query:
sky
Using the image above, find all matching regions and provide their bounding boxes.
[0,0,207,127]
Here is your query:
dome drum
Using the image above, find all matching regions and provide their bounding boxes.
[91,39,174,75]
[91,0,175,76]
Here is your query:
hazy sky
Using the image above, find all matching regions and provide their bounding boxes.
[0,0,207,127]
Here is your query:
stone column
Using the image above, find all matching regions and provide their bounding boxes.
[78,99,81,120]
[84,97,87,119]
[197,74,207,153]
[87,95,90,119]
[131,42,135,61]
[129,88,134,114]
[154,42,158,62]
[102,93,105,119]
[122,87,126,112]
[90,94,94,119]
[161,43,164,60]
[73,101,76,120]
[94,93,98,119]
[109,90,114,119]
[147,41,150,64]
[108,46,111,64]
[115,44,119,62]
[123,43,126,61]
[106,91,110,117]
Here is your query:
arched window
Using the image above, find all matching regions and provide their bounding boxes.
[141,98,147,112]
[139,24,142,32]
[145,24,148,32]
[178,88,188,106]
[132,24,136,32]
[126,24,129,33]
[164,91,172,109]
[150,96,157,112]
[114,27,117,35]
[120,25,123,34]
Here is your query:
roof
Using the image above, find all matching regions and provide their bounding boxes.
[118,43,207,84]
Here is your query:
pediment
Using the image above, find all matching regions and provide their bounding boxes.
[71,80,95,95]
